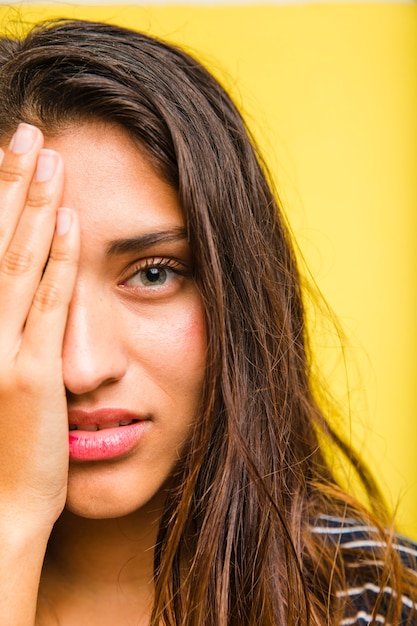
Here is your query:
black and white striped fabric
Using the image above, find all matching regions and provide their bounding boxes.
[310,515,417,625]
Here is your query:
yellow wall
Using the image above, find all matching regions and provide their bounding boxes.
[1,3,416,537]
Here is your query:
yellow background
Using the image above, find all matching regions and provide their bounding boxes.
[1,3,416,537]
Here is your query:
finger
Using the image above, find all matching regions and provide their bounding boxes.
[0,149,65,354]
[20,207,79,366]
[0,124,44,256]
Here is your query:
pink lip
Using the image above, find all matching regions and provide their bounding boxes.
[68,408,150,462]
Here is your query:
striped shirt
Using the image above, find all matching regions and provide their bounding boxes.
[310,514,417,625]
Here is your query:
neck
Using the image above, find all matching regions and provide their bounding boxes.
[39,502,163,625]
[48,509,159,583]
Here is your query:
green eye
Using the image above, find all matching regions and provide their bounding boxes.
[124,265,175,288]
[121,257,187,291]
[140,267,169,286]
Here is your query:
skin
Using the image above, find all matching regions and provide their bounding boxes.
[0,121,207,625]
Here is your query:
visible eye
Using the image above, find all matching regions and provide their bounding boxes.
[132,266,172,287]
[121,258,185,290]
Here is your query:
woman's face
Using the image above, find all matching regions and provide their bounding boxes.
[45,122,206,519]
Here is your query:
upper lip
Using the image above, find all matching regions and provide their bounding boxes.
[68,408,146,427]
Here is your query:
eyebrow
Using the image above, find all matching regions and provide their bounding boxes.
[105,227,188,257]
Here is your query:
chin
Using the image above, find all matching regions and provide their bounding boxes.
[64,497,140,520]
[64,463,170,521]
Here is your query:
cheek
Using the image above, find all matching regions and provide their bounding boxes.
[127,298,207,392]
[164,302,207,385]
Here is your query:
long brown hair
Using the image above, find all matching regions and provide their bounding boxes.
[0,18,414,625]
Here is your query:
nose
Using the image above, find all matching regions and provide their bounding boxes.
[62,284,128,396]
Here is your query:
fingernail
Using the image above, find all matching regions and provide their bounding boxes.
[9,123,37,154]
[34,150,58,182]
[55,208,72,236]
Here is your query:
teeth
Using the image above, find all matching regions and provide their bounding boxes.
[97,422,122,431]
[69,420,134,431]
[83,424,99,432]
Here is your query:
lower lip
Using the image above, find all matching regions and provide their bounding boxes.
[69,421,149,461]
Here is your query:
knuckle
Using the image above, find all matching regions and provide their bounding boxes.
[25,191,51,210]
[32,282,63,312]
[0,247,34,276]
[48,248,74,264]
[0,164,25,185]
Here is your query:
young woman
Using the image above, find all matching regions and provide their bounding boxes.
[0,18,415,626]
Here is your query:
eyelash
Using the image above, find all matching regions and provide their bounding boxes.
[120,257,188,290]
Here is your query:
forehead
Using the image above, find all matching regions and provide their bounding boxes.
[44,121,184,241]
